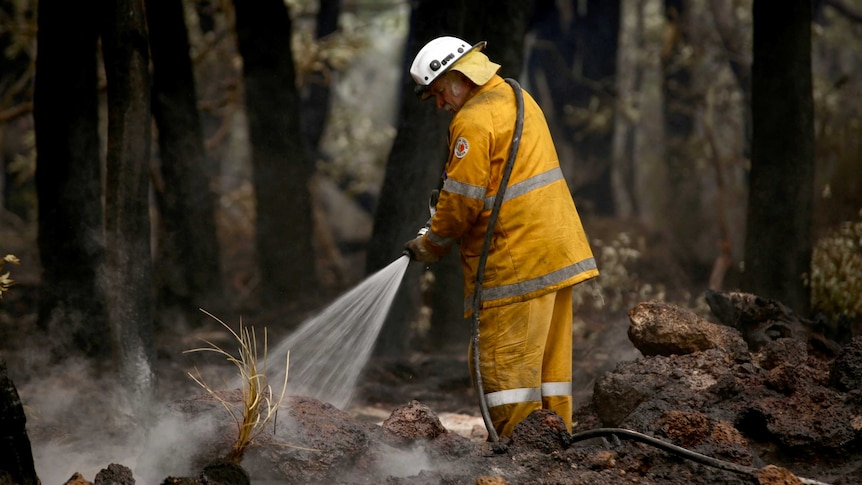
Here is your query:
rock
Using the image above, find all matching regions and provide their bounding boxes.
[159,478,200,485]
[758,339,809,395]
[94,464,134,485]
[201,462,250,485]
[829,336,862,392]
[736,388,859,453]
[508,409,569,454]
[382,400,448,446]
[593,349,738,426]
[593,358,671,426]
[764,365,798,395]
[167,393,372,484]
[760,338,807,370]
[627,301,748,358]
[62,473,91,485]
[423,429,480,462]
[595,333,862,467]
[241,396,371,484]
[474,477,508,485]
[755,464,803,485]
[656,410,754,466]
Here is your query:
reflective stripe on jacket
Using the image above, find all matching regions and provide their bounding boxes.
[423,75,598,315]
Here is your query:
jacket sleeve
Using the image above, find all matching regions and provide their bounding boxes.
[423,108,492,256]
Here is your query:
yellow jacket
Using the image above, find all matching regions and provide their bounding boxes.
[424,75,598,315]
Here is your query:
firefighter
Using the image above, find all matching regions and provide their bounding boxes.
[404,36,599,438]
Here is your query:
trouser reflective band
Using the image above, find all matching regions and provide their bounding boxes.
[485,382,572,408]
[541,381,572,398]
[485,387,541,408]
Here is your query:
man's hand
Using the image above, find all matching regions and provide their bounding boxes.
[404,236,440,263]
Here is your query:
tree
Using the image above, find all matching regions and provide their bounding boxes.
[527,0,620,215]
[100,0,156,419]
[366,0,452,357]
[33,0,109,359]
[743,0,815,314]
[613,0,670,228]
[233,0,317,308]
[147,0,224,322]
[34,0,156,421]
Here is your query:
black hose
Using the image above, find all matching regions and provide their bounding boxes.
[471,78,525,443]
[568,428,832,485]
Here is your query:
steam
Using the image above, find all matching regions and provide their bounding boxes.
[371,444,435,479]
[18,356,219,484]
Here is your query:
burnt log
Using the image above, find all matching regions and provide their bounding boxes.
[704,290,842,357]
[0,353,38,485]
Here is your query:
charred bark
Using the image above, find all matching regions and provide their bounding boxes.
[0,355,38,485]
[147,0,224,322]
[33,0,109,359]
[705,289,842,357]
[367,0,452,357]
[233,0,317,307]
[100,0,156,417]
[743,0,815,315]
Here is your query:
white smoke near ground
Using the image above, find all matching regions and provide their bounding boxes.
[371,443,435,479]
[14,350,224,484]
[133,410,220,484]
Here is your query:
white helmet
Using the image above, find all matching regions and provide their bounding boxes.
[410,36,487,97]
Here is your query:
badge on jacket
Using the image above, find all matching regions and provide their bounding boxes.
[454,137,469,158]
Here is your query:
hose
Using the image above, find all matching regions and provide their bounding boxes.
[471,78,524,443]
[568,428,833,485]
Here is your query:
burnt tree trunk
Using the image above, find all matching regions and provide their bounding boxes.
[33,0,110,360]
[233,0,317,307]
[101,0,156,419]
[147,0,224,322]
[743,0,814,315]
[367,0,455,357]
[0,355,38,485]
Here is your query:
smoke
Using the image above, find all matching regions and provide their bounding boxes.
[369,443,435,480]
[16,353,222,484]
[133,410,220,484]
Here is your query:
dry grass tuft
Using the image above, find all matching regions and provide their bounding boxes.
[184,309,289,463]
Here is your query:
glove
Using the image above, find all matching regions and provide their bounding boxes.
[404,236,440,263]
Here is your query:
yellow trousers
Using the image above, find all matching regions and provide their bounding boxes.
[469,286,573,437]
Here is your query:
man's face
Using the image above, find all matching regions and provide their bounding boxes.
[428,72,471,113]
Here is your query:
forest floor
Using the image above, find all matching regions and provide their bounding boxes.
[3,208,860,484]
[0,262,644,484]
